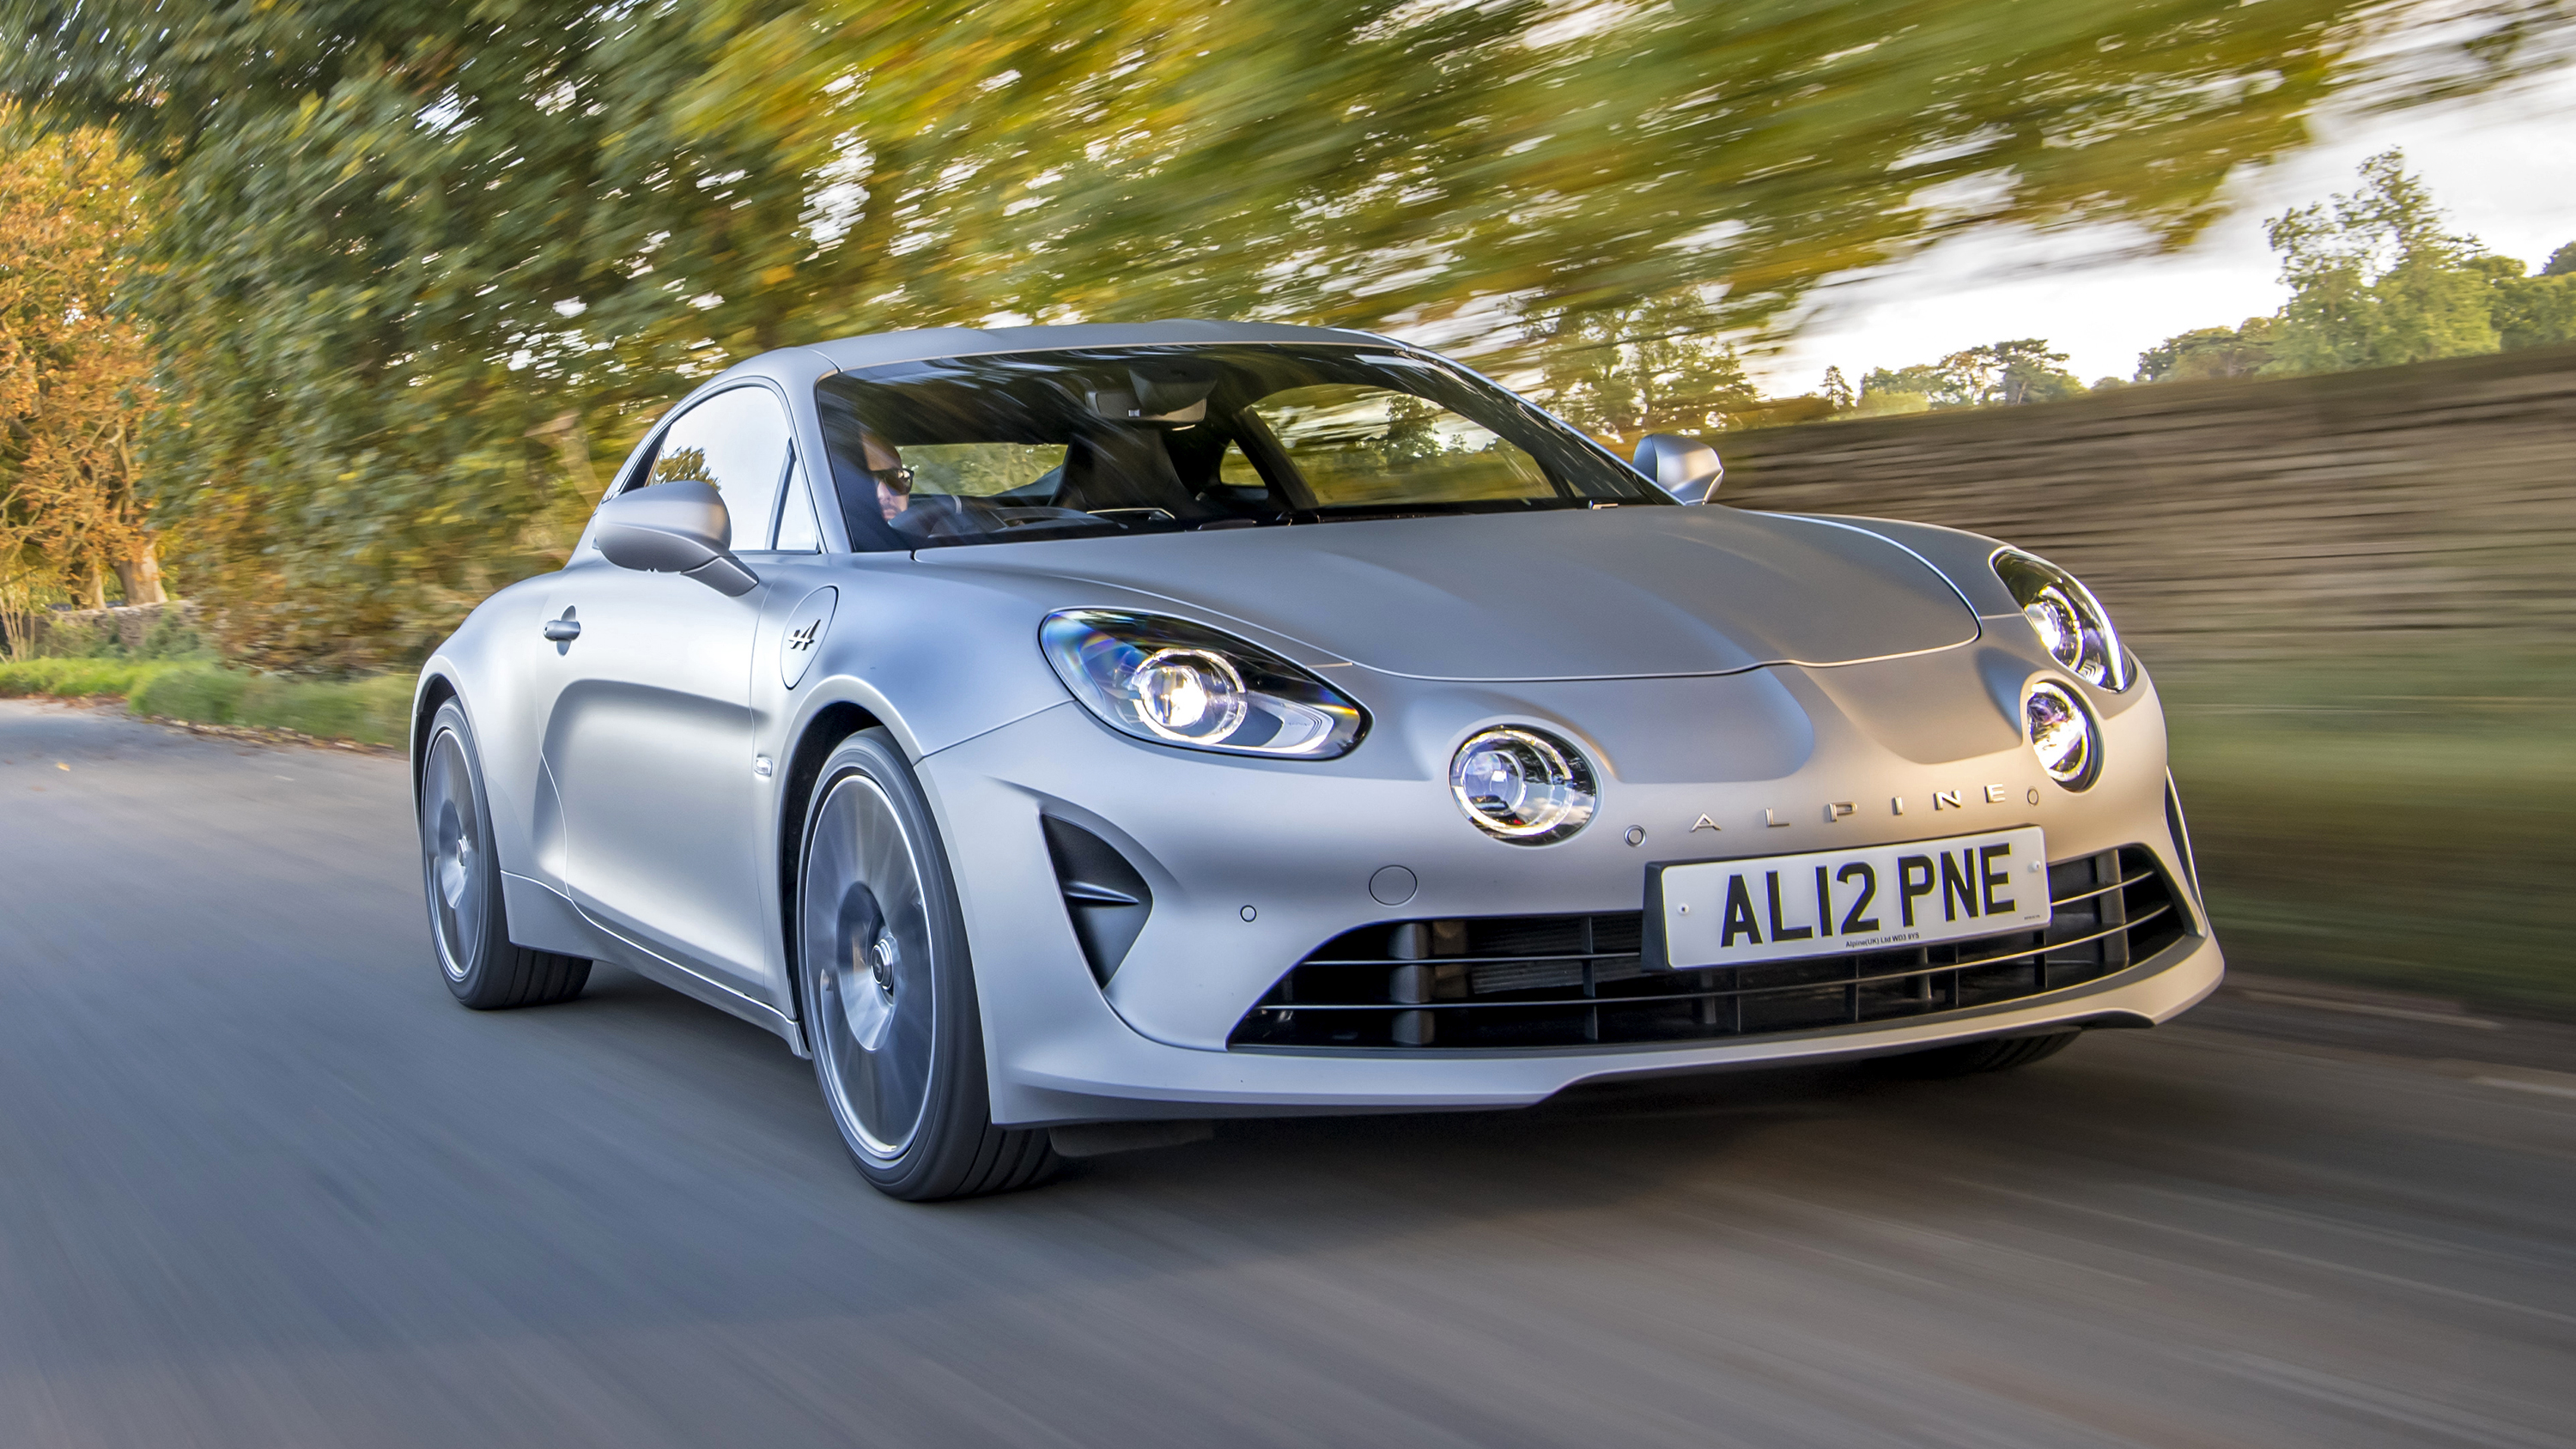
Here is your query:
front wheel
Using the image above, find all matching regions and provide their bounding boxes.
[796,730,1056,1201]
[417,698,590,1009]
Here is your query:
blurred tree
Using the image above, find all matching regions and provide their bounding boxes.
[3,0,2566,664]
[1820,367,1854,413]
[2136,318,2275,381]
[2263,149,2499,373]
[1531,292,1757,445]
[2482,260,2576,351]
[1941,338,2085,405]
[2544,242,2576,277]
[1860,339,2081,411]
[1856,363,1948,414]
[0,113,162,623]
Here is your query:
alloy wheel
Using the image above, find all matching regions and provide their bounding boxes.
[802,773,939,1160]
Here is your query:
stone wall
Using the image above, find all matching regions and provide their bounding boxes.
[1714,345,2576,662]
[4,600,195,657]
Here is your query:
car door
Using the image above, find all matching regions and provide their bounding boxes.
[540,384,794,1004]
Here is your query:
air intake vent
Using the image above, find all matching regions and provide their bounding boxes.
[1041,816,1153,985]
[1231,847,2185,1051]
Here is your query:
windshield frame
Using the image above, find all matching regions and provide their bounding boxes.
[811,343,1671,553]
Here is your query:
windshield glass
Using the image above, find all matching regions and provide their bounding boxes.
[812,344,1666,552]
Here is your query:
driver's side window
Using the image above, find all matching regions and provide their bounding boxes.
[640,386,793,549]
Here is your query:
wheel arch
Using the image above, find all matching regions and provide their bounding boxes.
[775,697,888,1038]
[410,667,464,803]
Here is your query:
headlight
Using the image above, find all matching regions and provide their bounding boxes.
[1041,610,1367,758]
[1449,727,1596,844]
[2025,680,2099,789]
[1993,549,2130,691]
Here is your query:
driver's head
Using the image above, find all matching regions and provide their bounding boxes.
[862,433,913,519]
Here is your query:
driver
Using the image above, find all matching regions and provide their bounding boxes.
[859,432,914,522]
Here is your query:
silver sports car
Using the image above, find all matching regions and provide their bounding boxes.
[413,321,2221,1200]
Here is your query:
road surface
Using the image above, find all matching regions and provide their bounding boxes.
[3,699,2570,1448]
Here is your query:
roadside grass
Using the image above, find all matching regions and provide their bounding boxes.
[129,665,411,747]
[2158,650,2576,1021]
[0,658,410,749]
[0,657,201,700]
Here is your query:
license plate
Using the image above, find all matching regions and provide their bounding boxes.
[1649,828,2050,970]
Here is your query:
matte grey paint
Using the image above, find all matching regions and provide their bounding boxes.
[1632,432,1723,503]
[928,507,1978,681]
[415,320,2220,1127]
[592,480,762,597]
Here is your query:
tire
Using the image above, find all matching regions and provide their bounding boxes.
[1902,1030,2080,1077]
[417,699,591,1009]
[795,730,1057,1201]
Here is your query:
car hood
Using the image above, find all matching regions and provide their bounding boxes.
[915,506,1978,682]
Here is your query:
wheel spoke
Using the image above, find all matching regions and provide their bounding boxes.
[422,732,484,980]
[802,773,939,1160]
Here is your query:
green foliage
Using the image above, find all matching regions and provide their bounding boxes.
[1819,367,1853,412]
[128,664,410,744]
[1860,339,2085,411]
[2136,161,2573,386]
[2263,149,2501,373]
[1,0,2564,665]
[0,654,190,696]
[125,662,246,723]
[1859,363,1950,409]
[1944,339,2087,406]
[2485,265,2576,352]
[1529,293,1757,443]
[2136,318,2275,382]
[1848,389,1931,418]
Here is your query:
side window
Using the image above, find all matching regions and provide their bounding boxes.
[773,449,823,553]
[643,385,793,549]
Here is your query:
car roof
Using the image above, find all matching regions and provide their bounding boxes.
[799,320,1395,373]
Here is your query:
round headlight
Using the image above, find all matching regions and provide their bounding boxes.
[1132,647,1249,744]
[1993,549,2130,691]
[1450,727,1596,844]
[2025,680,2099,789]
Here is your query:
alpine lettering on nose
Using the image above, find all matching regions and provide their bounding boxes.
[1688,785,2020,832]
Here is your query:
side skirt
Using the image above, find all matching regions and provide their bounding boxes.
[502,871,808,1056]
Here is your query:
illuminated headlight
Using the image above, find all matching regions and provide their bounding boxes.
[1993,549,2130,691]
[1041,610,1367,758]
[2025,680,2099,789]
[1449,727,1595,844]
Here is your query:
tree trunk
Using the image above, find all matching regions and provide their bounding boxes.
[112,543,167,605]
[82,562,107,610]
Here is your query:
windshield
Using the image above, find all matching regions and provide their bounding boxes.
[813,344,1668,552]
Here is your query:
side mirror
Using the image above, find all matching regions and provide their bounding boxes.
[593,481,760,597]
[1633,433,1722,504]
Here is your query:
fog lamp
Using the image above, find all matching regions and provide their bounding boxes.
[2026,680,2099,789]
[1450,727,1595,844]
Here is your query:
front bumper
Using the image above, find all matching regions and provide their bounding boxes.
[915,652,2218,1126]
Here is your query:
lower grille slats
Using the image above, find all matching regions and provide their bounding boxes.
[1230,846,2187,1051]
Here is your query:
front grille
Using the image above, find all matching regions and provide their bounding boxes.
[1229,847,2185,1051]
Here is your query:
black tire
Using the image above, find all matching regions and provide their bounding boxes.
[795,729,1057,1201]
[1902,1030,2080,1077]
[417,698,591,1009]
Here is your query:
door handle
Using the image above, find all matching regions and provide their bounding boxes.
[543,617,581,642]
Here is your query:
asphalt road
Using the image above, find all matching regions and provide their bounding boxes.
[4,698,2572,1449]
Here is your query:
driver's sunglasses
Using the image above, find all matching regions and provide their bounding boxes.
[877,464,914,494]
